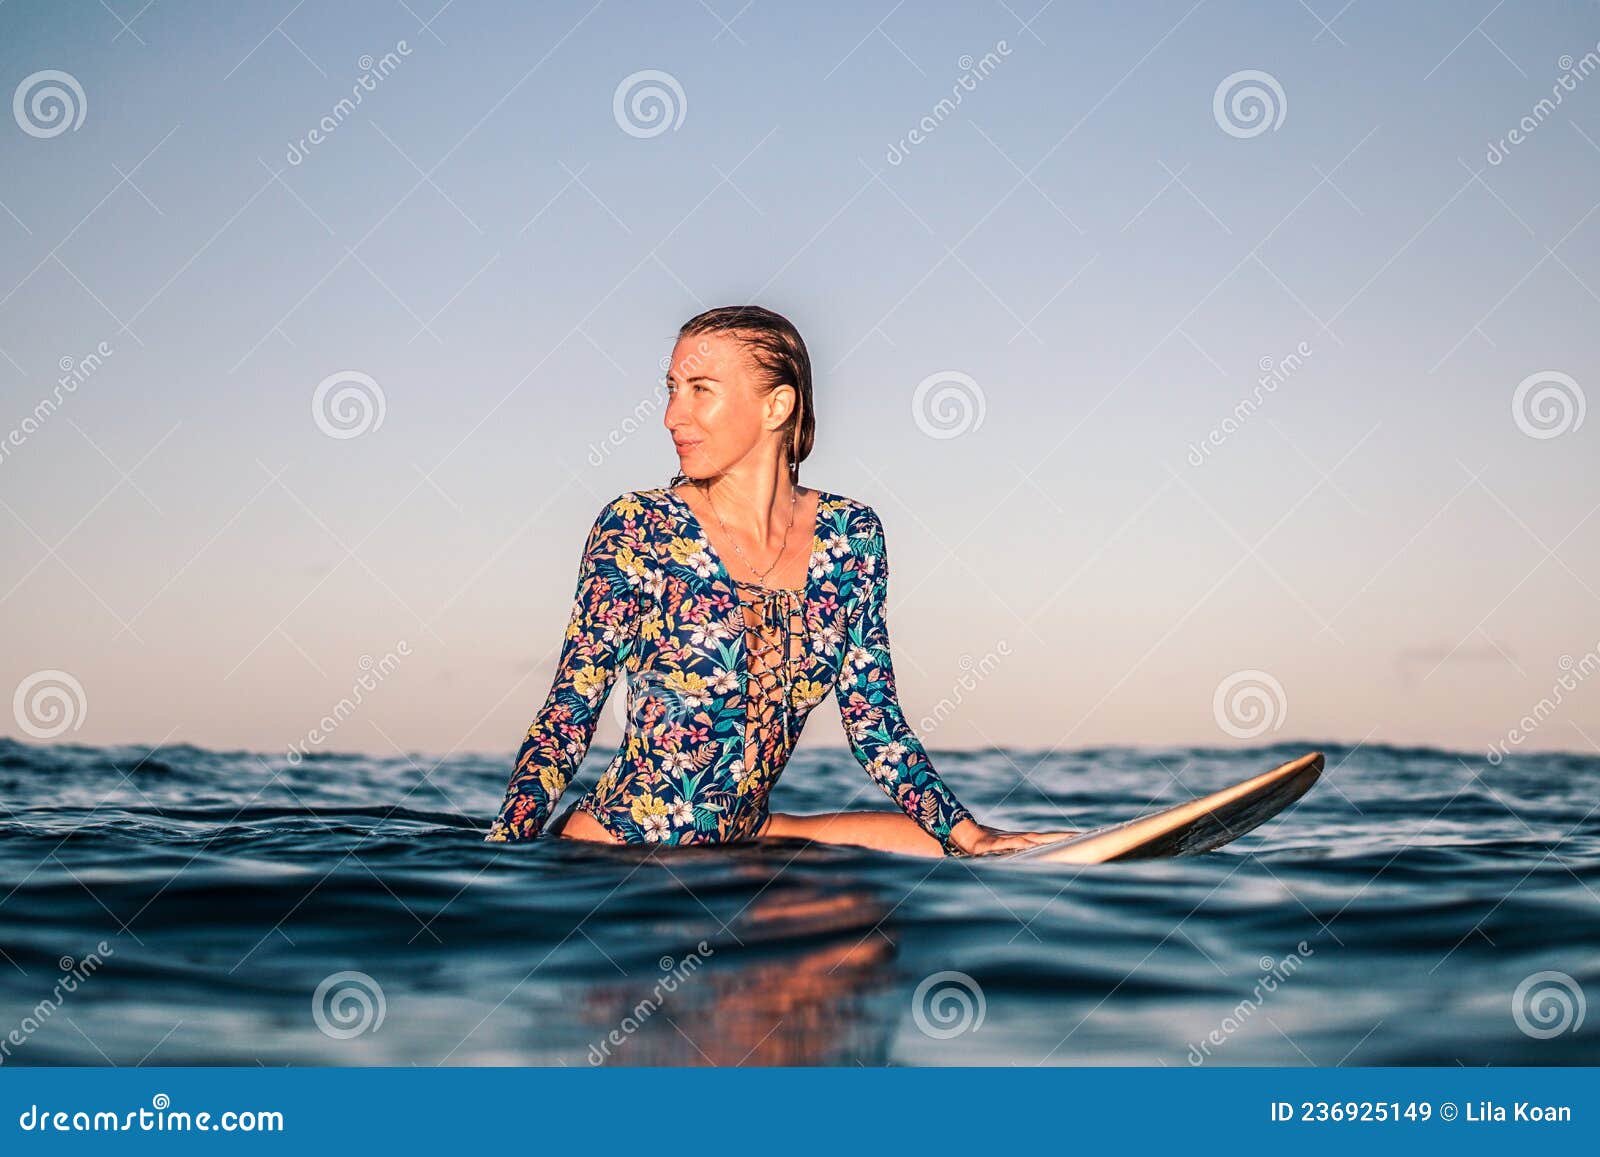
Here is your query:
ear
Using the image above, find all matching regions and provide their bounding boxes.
[764,383,796,431]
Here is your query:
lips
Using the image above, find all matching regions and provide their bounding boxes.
[674,440,701,452]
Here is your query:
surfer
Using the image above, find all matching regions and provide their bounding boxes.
[485,305,1079,857]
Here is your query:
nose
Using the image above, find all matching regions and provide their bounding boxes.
[663,390,690,434]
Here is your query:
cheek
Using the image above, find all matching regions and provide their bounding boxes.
[708,398,765,446]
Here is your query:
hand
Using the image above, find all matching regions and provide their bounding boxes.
[948,818,1080,856]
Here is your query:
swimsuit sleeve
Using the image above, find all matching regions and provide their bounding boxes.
[833,509,975,856]
[485,496,643,842]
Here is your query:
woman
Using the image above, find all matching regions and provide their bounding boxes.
[485,305,1077,857]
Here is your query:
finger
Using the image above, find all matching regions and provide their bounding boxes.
[1022,830,1078,845]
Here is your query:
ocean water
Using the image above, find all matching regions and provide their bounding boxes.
[0,737,1595,1067]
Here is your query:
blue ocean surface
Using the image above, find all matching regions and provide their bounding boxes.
[0,737,1595,1067]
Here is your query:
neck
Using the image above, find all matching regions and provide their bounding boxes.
[691,466,798,542]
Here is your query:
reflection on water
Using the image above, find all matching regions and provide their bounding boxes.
[578,886,899,1066]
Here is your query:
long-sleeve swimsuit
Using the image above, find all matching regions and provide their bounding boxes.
[484,487,975,855]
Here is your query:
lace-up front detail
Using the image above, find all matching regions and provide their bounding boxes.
[732,579,806,789]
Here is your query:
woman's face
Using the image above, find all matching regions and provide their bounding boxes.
[663,332,791,480]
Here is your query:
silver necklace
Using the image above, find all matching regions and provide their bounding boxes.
[700,481,798,587]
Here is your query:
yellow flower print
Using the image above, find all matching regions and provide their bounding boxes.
[571,664,610,702]
[629,794,669,824]
[614,542,650,584]
[666,536,717,578]
[789,678,828,709]
[662,669,710,700]
[665,537,702,566]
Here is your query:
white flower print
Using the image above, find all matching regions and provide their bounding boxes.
[687,545,717,578]
[811,620,844,657]
[689,616,737,648]
[642,814,671,841]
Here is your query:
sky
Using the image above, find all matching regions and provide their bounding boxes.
[2,0,1598,764]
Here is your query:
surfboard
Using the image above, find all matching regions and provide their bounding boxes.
[997,751,1323,864]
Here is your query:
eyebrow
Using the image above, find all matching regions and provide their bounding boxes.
[671,374,718,384]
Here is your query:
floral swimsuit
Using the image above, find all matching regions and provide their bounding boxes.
[484,487,975,855]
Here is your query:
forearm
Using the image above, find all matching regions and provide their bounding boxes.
[485,720,580,842]
[842,708,975,853]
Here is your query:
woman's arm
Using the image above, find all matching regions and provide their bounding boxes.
[485,496,644,842]
[834,508,977,855]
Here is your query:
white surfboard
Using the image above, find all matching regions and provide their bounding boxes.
[998,751,1324,864]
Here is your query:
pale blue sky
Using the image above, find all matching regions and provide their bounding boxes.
[2,1,1598,761]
